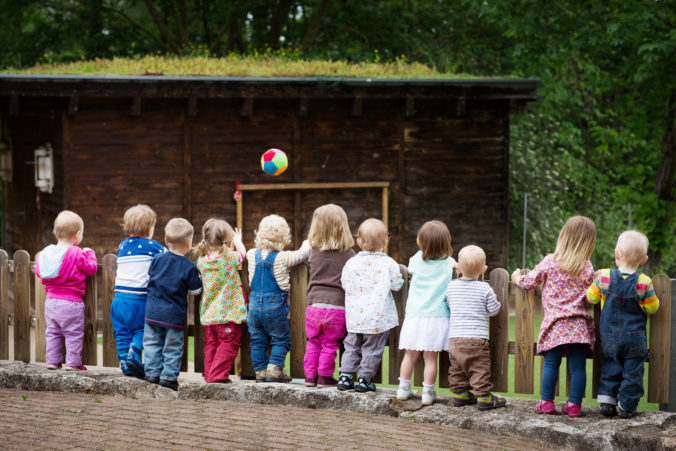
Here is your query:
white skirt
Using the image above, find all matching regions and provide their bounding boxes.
[398,316,449,352]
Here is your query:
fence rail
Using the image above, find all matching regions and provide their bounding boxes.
[0,249,672,405]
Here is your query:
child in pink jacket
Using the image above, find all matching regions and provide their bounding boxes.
[35,211,98,370]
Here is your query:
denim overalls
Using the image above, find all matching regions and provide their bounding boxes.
[247,250,291,371]
[597,269,648,412]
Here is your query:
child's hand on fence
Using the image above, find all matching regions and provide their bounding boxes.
[510,269,522,286]
[82,247,92,252]
[233,228,242,244]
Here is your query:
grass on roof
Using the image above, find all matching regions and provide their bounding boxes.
[3,55,482,79]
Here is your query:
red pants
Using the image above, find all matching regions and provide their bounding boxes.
[203,323,242,383]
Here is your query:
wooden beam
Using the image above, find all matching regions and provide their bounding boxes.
[68,96,79,115]
[238,181,389,191]
[130,97,141,116]
[298,97,308,116]
[187,96,197,117]
[351,97,362,116]
[240,97,253,116]
[8,95,18,115]
[405,96,416,117]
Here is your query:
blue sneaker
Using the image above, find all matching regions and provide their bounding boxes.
[120,361,134,377]
[337,374,354,391]
[125,357,145,378]
[355,376,376,393]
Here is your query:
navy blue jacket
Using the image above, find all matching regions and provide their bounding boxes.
[145,251,202,329]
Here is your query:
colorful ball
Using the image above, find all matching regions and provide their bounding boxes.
[261,148,288,176]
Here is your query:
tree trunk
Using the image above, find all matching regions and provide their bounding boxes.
[268,0,293,49]
[300,0,333,53]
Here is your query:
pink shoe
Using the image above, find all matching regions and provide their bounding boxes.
[65,365,87,371]
[535,400,556,414]
[561,401,581,418]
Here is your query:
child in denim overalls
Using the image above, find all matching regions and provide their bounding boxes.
[246,215,310,383]
[587,230,660,418]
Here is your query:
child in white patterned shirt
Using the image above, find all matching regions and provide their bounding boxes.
[338,218,404,393]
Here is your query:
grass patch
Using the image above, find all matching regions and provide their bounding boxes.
[3,55,484,79]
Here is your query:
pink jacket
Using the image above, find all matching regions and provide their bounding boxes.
[35,245,98,302]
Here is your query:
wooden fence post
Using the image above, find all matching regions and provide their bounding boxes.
[238,265,255,379]
[513,269,534,394]
[664,278,676,412]
[13,250,31,363]
[82,273,98,365]
[489,268,509,393]
[101,254,118,367]
[0,250,8,360]
[649,274,671,404]
[390,265,409,386]
[289,263,308,379]
[34,273,47,362]
[592,304,602,398]
[193,293,204,373]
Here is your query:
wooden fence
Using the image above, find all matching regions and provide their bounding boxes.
[0,249,672,405]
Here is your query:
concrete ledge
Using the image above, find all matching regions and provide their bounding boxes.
[1,361,674,450]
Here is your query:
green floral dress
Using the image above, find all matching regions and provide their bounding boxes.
[197,253,247,325]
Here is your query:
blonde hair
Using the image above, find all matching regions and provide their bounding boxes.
[53,210,83,240]
[195,218,236,259]
[418,220,452,260]
[615,230,649,267]
[164,218,194,248]
[457,245,486,278]
[307,204,354,251]
[357,218,388,252]
[554,216,596,275]
[254,215,291,251]
[122,204,157,237]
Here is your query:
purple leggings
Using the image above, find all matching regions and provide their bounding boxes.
[303,305,346,378]
[45,298,85,367]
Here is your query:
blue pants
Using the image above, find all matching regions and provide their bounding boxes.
[143,322,184,381]
[598,331,647,411]
[110,293,146,365]
[247,298,291,371]
[541,343,587,405]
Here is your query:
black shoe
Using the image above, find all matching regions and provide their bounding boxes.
[355,376,376,393]
[144,376,160,384]
[159,379,179,391]
[125,358,145,379]
[618,405,635,419]
[600,403,617,417]
[337,374,354,391]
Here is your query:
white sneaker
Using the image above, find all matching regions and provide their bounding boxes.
[421,390,436,406]
[396,386,413,400]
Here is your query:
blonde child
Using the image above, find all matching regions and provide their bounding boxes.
[303,204,356,388]
[111,204,165,378]
[35,210,98,371]
[396,220,456,405]
[447,245,505,410]
[587,231,659,418]
[144,218,203,391]
[511,215,596,417]
[246,214,310,383]
[196,218,247,383]
[338,218,404,392]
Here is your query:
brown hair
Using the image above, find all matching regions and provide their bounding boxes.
[357,218,388,252]
[307,204,354,251]
[554,216,596,275]
[53,210,83,240]
[122,204,157,237]
[164,218,194,248]
[195,218,235,259]
[417,220,452,260]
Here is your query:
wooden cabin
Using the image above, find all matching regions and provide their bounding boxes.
[0,74,537,268]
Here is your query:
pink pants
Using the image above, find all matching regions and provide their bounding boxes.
[45,298,85,367]
[203,323,242,383]
[303,305,346,378]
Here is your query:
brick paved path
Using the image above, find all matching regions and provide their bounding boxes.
[0,388,552,450]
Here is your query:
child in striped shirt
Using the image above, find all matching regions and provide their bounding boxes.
[587,230,659,419]
[246,214,310,383]
[446,245,505,411]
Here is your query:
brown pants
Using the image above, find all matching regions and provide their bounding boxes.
[448,338,492,397]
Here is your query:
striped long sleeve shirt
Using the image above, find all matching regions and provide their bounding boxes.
[246,240,311,291]
[446,279,501,340]
[586,269,659,314]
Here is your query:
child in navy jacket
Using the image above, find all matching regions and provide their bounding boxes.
[143,218,202,391]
